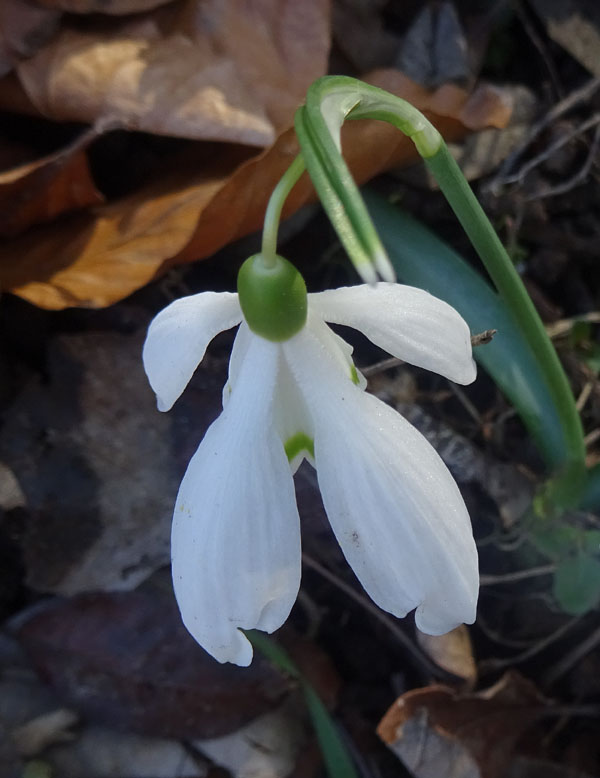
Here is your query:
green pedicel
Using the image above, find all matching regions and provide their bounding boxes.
[238,254,308,342]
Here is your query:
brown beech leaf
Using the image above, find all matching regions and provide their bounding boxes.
[0,124,105,238]
[13,0,330,146]
[37,0,174,13]
[0,72,512,309]
[416,625,477,689]
[17,589,292,740]
[377,671,549,778]
[0,0,62,76]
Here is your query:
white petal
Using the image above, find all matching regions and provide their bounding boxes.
[283,327,479,634]
[273,357,314,474]
[225,325,318,469]
[172,335,301,665]
[222,320,252,408]
[310,283,476,384]
[143,292,242,412]
[270,312,368,475]
[305,310,367,390]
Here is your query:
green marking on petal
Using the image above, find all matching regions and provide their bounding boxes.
[350,365,360,385]
[284,432,315,462]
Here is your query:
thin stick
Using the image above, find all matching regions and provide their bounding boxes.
[489,76,600,190]
[543,624,600,686]
[546,312,600,339]
[480,616,580,673]
[480,563,556,585]
[302,553,460,681]
[503,113,600,187]
[524,123,600,201]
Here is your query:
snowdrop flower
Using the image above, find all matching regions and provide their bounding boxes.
[143,254,479,666]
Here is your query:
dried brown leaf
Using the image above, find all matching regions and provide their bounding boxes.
[37,0,174,13]
[197,700,308,778]
[0,325,217,594]
[0,126,104,238]
[12,709,78,757]
[0,72,512,309]
[529,0,600,78]
[416,625,477,689]
[17,590,292,739]
[332,0,400,73]
[0,0,61,77]
[13,0,330,146]
[377,672,548,778]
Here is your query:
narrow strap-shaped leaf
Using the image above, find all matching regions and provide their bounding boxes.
[295,75,586,505]
[363,191,570,476]
[247,631,361,778]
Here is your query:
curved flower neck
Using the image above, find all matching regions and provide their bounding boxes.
[237,254,308,342]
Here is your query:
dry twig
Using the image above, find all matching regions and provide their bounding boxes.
[302,552,461,682]
[487,76,600,193]
[543,624,600,686]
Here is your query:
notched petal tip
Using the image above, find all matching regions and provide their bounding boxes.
[156,396,170,413]
[179,605,254,666]
[213,628,254,667]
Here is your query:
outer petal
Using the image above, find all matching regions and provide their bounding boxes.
[222,320,252,408]
[172,334,301,665]
[143,292,242,411]
[283,326,479,634]
[310,283,476,384]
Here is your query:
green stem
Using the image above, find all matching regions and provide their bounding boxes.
[295,75,586,502]
[425,144,585,492]
[261,154,306,265]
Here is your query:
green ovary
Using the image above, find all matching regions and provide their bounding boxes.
[237,254,308,342]
[285,432,315,462]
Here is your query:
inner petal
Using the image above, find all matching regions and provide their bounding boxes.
[275,354,314,473]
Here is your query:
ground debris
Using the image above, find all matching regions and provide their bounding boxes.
[377,672,549,778]
[16,588,293,740]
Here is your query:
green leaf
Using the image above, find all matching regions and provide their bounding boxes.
[363,191,575,476]
[554,556,600,614]
[22,763,53,778]
[530,524,600,560]
[247,631,360,778]
[584,530,600,554]
[531,525,583,560]
[583,351,600,374]
[580,463,600,511]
